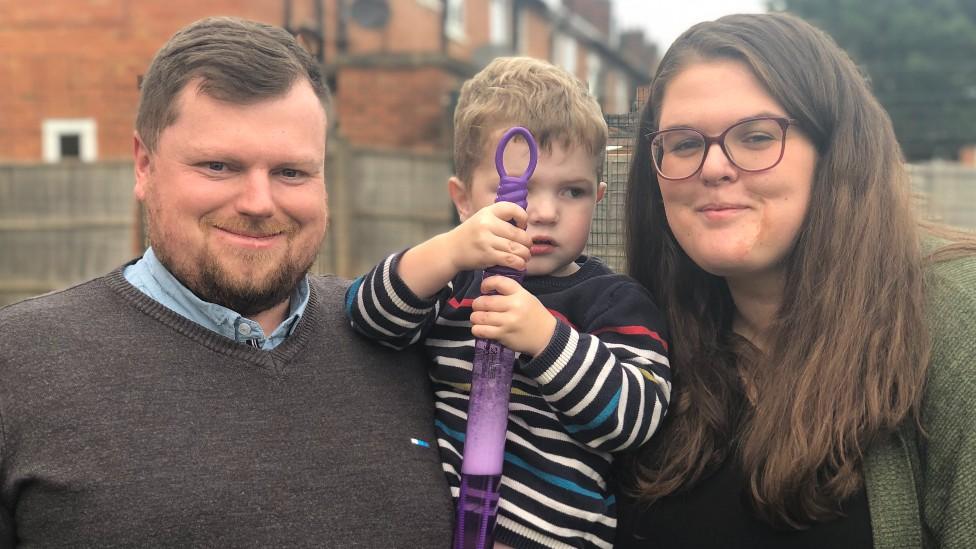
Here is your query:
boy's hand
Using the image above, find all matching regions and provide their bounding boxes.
[397,202,531,299]
[447,202,532,273]
[470,275,556,357]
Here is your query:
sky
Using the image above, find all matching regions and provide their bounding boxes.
[613,0,769,52]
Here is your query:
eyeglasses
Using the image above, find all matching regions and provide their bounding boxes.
[648,116,797,180]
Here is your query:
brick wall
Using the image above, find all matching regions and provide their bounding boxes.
[0,0,282,163]
[336,62,468,152]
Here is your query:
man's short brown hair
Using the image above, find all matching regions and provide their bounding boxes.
[136,16,330,153]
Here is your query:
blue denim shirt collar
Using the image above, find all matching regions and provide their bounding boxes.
[123,247,309,350]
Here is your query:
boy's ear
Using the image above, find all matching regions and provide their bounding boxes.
[448,176,473,221]
[596,181,607,204]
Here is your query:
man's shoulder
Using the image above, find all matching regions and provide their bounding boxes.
[0,275,114,326]
[306,273,352,302]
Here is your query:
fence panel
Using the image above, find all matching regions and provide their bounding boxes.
[910,162,976,229]
[2,155,974,308]
[0,162,134,306]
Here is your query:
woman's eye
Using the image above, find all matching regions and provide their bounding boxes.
[671,139,703,153]
[742,133,775,144]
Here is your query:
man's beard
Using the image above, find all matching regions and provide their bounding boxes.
[193,248,312,316]
[150,216,319,316]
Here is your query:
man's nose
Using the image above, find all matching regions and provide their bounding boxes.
[235,171,275,217]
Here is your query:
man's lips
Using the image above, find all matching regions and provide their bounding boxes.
[214,226,285,248]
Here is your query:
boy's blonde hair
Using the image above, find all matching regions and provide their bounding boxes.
[453,56,607,185]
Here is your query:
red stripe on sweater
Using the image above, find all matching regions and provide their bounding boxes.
[448,297,474,309]
[591,325,668,351]
[547,309,578,330]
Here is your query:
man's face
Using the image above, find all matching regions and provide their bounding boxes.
[134,79,328,315]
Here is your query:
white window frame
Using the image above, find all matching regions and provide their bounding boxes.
[445,0,466,42]
[553,32,577,75]
[42,118,97,163]
[587,52,602,98]
[489,0,511,46]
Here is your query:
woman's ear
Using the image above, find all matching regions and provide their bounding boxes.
[448,176,473,221]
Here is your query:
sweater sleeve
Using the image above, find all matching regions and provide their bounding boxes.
[344,251,451,350]
[919,256,976,548]
[518,279,671,453]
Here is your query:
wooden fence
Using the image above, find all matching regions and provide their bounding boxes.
[1,155,975,307]
[0,162,135,306]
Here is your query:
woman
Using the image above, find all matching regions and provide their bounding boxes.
[617,12,976,549]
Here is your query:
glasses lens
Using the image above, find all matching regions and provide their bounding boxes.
[725,118,786,171]
[651,129,705,179]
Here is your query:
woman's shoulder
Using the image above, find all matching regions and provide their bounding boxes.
[922,246,976,398]
[924,248,976,322]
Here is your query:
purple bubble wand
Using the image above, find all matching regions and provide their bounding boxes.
[453,127,538,549]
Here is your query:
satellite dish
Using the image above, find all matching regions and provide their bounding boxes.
[350,0,390,29]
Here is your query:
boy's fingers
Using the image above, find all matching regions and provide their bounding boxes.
[491,201,528,229]
[502,237,531,261]
[480,275,520,296]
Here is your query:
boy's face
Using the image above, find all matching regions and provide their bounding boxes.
[450,136,606,277]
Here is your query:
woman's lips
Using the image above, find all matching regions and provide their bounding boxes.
[697,203,749,221]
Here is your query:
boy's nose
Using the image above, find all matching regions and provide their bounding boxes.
[528,196,557,224]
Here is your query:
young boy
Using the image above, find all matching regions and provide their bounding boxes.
[345,57,670,548]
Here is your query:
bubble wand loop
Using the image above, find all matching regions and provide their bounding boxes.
[453,127,537,549]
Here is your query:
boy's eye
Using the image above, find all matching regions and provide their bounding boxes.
[563,187,587,198]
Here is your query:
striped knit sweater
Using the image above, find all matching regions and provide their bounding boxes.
[346,253,671,548]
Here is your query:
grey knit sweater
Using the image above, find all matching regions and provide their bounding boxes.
[0,268,454,547]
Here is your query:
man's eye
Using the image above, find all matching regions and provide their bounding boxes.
[281,168,301,178]
[207,161,226,172]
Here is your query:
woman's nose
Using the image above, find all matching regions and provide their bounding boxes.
[699,142,738,185]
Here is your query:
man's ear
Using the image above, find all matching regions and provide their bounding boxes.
[596,181,607,204]
[133,132,152,201]
[448,176,473,221]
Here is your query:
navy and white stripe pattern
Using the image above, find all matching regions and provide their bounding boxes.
[346,253,671,548]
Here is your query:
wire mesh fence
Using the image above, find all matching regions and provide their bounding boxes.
[586,88,647,274]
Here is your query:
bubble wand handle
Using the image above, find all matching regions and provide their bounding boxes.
[453,127,537,549]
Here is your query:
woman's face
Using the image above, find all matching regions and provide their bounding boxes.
[655,60,818,282]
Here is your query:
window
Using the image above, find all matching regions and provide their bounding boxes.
[489,0,511,46]
[59,134,81,160]
[445,0,465,42]
[587,52,602,98]
[42,118,97,163]
[553,32,577,75]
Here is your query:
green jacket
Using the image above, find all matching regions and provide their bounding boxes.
[865,251,976,548]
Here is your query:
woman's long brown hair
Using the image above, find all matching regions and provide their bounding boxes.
[625,12,938,528]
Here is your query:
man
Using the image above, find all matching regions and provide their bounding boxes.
[0,17,453,546]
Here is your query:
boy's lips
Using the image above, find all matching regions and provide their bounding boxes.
[530,236,556,255]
